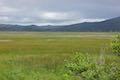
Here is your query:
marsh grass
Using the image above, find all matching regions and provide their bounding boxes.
[0,32,119,80]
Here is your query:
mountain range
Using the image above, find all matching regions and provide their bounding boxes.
[0,16,120,32]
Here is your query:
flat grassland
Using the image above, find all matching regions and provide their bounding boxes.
[0,32,119,80]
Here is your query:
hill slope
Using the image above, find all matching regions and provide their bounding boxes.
[0,17,120,32]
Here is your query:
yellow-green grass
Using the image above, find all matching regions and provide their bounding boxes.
[0,32,119,80]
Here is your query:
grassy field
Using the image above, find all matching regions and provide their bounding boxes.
[0,32,119,80]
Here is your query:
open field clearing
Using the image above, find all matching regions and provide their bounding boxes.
[0,32,119,80]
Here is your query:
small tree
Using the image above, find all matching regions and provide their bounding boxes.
[111,34,120,56]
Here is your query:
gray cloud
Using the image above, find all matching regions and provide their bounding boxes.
[0,0,120,25]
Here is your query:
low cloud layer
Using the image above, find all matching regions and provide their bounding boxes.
[0,0,120,25]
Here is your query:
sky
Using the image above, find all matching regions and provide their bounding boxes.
[0,0,120,25]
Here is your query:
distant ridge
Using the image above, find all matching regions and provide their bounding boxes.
[0,16,120,32]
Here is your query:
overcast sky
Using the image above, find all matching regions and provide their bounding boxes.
[0,0,120,25]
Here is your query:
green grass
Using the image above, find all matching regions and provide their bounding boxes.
[0,32,119,80]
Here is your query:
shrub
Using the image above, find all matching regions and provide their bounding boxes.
[81,63,120,80]
[64,53,120,80]
[111,34,120,56]
[64,53,94,75]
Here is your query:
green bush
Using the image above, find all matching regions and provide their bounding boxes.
[81,63,120,80]
[64,53,120,80]
[111,34,120,56]
[64,53,95,75]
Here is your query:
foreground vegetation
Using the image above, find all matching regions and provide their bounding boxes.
[0,32,119,80]
[64,53,120,80]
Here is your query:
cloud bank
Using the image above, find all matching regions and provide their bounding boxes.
[0,0,120,25]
